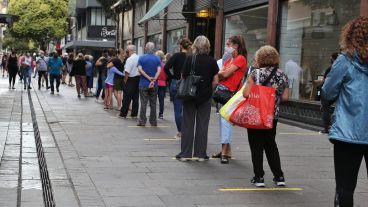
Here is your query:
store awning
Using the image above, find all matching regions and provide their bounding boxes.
[138,0,174,25]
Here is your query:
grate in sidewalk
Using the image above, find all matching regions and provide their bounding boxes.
[27,89,55,207]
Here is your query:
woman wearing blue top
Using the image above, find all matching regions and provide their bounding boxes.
[322,16,368,207]
[85,55,94,97]
[104,60,124,110]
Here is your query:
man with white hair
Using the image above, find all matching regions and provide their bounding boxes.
[137,42,161,126]
[119,44,140,118]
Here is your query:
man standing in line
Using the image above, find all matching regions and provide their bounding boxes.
[36,50,49,90]
[119,45,140,119]
[20,51,33,89]
[137,42,161,127]
[48,52,63,95]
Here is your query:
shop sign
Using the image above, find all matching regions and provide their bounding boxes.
[87,26,116,39]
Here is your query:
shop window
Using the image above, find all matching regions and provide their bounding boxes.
[148,34,162,51]
[224,5,268,67]
[166,28,186,54]
[135,37,144,55]
[279,0,360,101]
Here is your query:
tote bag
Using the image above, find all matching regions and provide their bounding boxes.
[229,67,277,129]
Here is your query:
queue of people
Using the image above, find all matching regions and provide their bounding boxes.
[1,16,366,207]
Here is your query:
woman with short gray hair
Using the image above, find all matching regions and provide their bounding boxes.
[175,36,219,162]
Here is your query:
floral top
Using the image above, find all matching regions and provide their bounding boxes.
[250,67,289,118]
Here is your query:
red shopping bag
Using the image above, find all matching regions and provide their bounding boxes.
[229,85,275,129]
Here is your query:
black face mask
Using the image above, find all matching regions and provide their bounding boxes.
[54,55,58,58]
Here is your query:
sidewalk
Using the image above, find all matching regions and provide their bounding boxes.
[1,76,368,207]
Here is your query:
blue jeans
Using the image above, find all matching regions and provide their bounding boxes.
[170,80,183,132]
[22,67,32,87]
[95,75,106,98]
[219,116,233,144]
[158,86,166,116]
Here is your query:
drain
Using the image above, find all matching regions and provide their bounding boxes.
[27,90,55,207]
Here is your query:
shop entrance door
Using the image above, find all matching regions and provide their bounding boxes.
[193,17,216,57]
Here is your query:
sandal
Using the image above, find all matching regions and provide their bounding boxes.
[211,152,222,158]
[220,155,230,164]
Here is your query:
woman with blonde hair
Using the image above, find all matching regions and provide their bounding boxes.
[322,16,368,207]
[156,50,167,119]
[243,45,289,187]
[175,36,219,161]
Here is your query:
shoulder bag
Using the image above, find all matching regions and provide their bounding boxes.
[177,55,202,101]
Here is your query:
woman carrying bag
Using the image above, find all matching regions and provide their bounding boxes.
[242,45,289,187]
[175,36,219,162]
[212,35,248,164]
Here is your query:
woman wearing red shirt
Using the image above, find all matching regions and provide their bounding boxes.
[214,35,247,164]
[156,50,167,119]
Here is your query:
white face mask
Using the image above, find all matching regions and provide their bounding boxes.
[224,47,235,54]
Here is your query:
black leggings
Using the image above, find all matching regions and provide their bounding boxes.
[9,71,17,86]
[247,120,284,178]
[333,140,368,207]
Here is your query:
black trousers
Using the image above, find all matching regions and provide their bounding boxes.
[9,70,17,86]
[247,120,284,178]
[38,71,49,89]
[321,95,333,131]
[333,140,368,207]
[179,99,211,158]
[120,76,140,117]
[49,74,60,92]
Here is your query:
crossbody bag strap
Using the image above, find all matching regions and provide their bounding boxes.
[261,67,278,86]
[190,55,197,75]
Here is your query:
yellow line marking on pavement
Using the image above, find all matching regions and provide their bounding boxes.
[279,132,321,135]
[144,138,179,141]
[128,125,172,128]
[219,187,303,192]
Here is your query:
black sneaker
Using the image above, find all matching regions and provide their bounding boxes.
[118,114,126,119]
[251,177,265,187]
[175,154,191,162]
[24,86,26,90]
[28,86,32,90]
[273,176,286,186]
[197,156,210,162]
[50,91,54,95]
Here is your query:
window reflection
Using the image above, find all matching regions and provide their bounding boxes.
[224,5,268,66]
[279,0,360,100]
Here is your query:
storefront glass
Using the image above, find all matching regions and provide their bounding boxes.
[134,37,144,55]
[279,0,360,100]
[148,33,162,51]
[167,28,186,54]
[224,5,268,67]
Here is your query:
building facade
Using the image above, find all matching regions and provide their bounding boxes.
[63,0,116,58]
[114,0,368,127]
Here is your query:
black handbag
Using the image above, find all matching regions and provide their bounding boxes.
[212,85,235,105]
[177,55,202,101]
